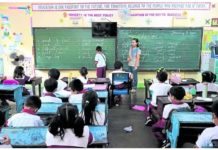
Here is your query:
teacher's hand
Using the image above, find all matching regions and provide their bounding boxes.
[134,66,138,70]
[127,57,131,62]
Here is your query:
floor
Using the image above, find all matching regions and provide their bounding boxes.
[108,89,158,148]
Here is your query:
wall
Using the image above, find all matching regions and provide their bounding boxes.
[0,1,218,86]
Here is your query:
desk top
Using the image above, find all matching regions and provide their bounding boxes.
[172,112,212,123]
[144,78,199,86]
[62,77,110,84]
[37,103,106,114]
[0,84,22,91]
[0,126,108,146]
[26,77,42,84]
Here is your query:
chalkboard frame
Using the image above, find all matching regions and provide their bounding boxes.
[117,27,203,71]
[33,27,117,70]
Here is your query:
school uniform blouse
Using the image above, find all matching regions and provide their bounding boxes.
[7,108,44,127]
[77,76,89,84]
[46,126,93,148]
[68,94,83,103]
[40,93,62,103]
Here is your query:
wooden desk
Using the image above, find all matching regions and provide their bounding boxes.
[26,77,42,96]
[61,77,110,84]
[0,126,108,148]
[144,78,199,99]
[0,85,23,112]
[167,112,214,148]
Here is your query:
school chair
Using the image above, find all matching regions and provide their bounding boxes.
[212,139,218,148]
[110,72,131,108]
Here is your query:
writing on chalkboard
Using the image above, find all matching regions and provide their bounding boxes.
[117,28,202,70]
[34,28,115,69]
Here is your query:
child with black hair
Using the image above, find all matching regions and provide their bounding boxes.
[7,96,44,127]
[152,86,190,147]
[46,103,93,148]
[13,66,31,95]
[77,67,89,84]
[69,79,84,103]
[40,78,62,103]
[81,91,105,125]
[95,46,106,78]
[196,71,218,92]
[48,68,67,92]
[145,70,172,125]
[0,111,11,147]
[152,67,169,84]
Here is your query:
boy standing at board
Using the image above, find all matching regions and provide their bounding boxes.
[95,46,106,78]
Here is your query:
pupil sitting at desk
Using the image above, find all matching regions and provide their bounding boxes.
[0,111,11,148]
[46,103,93,148]
[196,71,218,93]
[13,66,32,96]
[7,96,44,127]
[48,68,67,92]
[77,67,89,84]
[145,70,172,126]
[152,86,190,147]
[40,78,62,103]
[81,91,105,126]
[69,79,84,104]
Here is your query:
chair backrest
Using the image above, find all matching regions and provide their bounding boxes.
[2,79,19,85]
[212,139,218,148]
[165,107,191,132]
[112,72,130,89]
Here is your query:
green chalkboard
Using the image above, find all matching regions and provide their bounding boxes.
[33,28,116,69]
[117,28,203,70]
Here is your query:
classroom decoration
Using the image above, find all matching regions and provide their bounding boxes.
[118,8,131,23]
[9,52,24,66]
[0,14,24,54]
[202,30,218,51]
[117,28,202,70]
[0,58,4,76]
[201,51,211,72]
[211,18,218,27]
[33,28,115,69]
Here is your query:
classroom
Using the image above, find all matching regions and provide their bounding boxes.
[0,0,218,148]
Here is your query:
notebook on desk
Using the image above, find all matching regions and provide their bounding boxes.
[195,97,213,102]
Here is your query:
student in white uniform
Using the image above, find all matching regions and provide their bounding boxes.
[145,70,172,126]
[46,103,93,148]
[152,86,190,147]
[40,78,62,103]
[152,68,169,84]
[77,67,89,84]
[81,91,105,125]
[196,71,218,93]
[48,68,67,92]
[0,111,11,148]
[68,79,84,104]
[7,96,44,127]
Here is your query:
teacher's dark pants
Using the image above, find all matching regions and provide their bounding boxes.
[96,67,106,78]
[128,66,138,89]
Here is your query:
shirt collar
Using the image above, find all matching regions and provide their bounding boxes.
[22,108,36,115]
[44,92,56,97]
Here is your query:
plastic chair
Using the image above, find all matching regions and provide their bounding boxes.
[110,72,131,107]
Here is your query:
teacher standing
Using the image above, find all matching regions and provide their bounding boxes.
[127,38,141,91]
